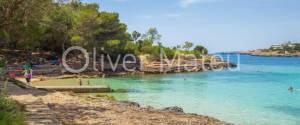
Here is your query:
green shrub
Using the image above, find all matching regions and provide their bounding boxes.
[0,79,25,125]
[0,94,25,125]
[0,58,7,81]
[0,58,6,68]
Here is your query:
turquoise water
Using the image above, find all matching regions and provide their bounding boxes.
[90,54,300,125]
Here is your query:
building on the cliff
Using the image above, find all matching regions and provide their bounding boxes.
[270,45,283,50]
[282,42,296,48]
[270,42,296,50]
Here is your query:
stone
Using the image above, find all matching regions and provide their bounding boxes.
[162,106,184,113]
[120,101,140,107]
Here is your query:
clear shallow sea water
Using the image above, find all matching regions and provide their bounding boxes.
[93,54,300,125]
[36,54,300,125]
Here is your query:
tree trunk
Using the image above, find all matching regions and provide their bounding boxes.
[26,50,32,64]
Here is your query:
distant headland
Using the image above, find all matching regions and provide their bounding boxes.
[235,42,300,57]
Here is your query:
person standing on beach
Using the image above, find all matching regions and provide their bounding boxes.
[23,69,29,83]
[23,63,31,83]
[24,68,33,84]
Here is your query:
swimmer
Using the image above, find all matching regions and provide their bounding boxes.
[288,86,294,92]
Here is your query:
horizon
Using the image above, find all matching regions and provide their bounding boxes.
[82,0,300,53]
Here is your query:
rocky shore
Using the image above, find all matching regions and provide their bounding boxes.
[2,81,233,125]
[139,55,237,74]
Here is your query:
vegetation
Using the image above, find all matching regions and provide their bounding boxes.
[293,43,300,51]
[193,45,208,58]
[268,42,300,53]
[0,91,25,125]
[0,58,25,125]
[0,0,208,61]
[182,41,194,51]
[0,58,6,81]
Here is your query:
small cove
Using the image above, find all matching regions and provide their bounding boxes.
[33,54,300,125]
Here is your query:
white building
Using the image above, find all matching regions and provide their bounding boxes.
[282,42,296,48]
[270,42,297,50]
[270,45,283,50]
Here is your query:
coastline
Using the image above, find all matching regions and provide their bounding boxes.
[3,80,233,125]
[2,50,238,124]
[237,51,300,57]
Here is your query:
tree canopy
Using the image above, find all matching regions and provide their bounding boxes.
[0,0,208,60]
[182,41,194,51]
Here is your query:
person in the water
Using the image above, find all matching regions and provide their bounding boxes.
[288,86,294,92]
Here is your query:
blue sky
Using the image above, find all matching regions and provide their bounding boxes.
[82,0,300,52]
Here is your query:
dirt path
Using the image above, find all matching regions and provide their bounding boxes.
[1,81,233,125]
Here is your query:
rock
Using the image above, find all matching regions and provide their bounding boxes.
[120,101,140,107]
[162,106,184,113]
[40,77,47,81]
[47,103,56,109]
[145,106,154,110]
[143,106,154,111]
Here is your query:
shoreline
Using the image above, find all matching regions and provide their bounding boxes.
[235,51,300,57]
[10,59,237,88]
[3,80,233,125]
[248,54,300,57]
[4,55,238,124]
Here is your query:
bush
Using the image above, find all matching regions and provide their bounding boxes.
[0,58,6,68]
[162,47,176,59]
[0,93,25,125]
[0,66,25,125]
[0,58,7,81]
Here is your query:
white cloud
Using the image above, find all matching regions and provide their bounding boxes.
[180,0,216,7]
